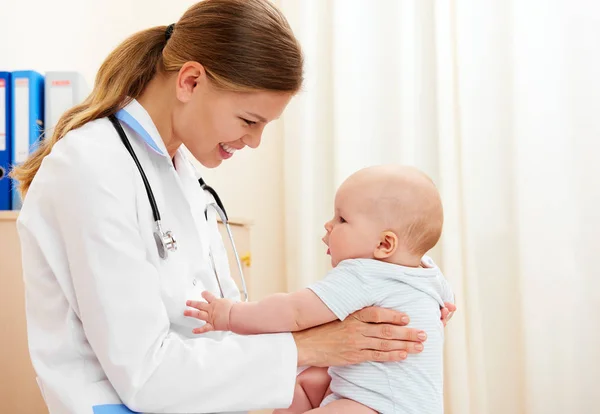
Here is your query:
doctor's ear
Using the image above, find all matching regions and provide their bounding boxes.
[373,231,398,259]
[176,62,206,103]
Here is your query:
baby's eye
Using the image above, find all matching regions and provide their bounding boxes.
[339,217,346,223]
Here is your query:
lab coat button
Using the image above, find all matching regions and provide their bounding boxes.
[192,278,197,286]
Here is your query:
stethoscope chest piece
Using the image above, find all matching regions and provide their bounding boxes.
[154,221,177,259]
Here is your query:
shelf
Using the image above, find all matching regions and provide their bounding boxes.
[218,216,254,227]
[0,211,19,221]
[0,210,251,226]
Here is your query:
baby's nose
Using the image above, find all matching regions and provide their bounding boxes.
[322,228,330,243]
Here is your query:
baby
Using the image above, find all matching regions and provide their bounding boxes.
[185,165,454,413]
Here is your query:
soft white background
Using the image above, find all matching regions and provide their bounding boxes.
[2,0,599,413]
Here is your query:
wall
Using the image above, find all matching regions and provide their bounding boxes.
[0,0,287,300]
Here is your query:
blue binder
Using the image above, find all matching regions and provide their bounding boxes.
[0,72,11,210]
[11,70,44,209]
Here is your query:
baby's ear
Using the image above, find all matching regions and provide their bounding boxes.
[374,231,398,259]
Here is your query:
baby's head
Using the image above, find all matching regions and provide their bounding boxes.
[322,165,443,268]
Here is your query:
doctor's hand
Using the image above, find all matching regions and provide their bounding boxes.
[185,291,233,334]
[292,306,426,368]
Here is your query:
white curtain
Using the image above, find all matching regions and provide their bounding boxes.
[279,1,600,413]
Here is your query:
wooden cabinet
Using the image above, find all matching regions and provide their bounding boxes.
[0,212,259,414]
[0,212,46,414]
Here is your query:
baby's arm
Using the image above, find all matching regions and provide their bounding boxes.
[437,272,455,304]
[423,255,455,303]
[185,289,338,335]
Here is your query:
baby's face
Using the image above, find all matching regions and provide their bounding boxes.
[322,181,382,267]
[322,165,443,267]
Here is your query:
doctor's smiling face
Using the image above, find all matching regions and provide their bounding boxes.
[173,62,293,168]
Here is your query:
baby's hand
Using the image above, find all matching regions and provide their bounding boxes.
[184,291,234,334]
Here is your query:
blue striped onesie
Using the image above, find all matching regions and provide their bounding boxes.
[308,258,454,414]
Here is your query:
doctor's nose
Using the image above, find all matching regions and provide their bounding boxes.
[242,129,264,149]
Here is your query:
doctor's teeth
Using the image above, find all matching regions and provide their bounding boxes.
[220,143,236,154]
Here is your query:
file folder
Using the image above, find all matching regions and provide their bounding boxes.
[0,72,11,210]
[45,71,89,134]
[11,70,44,209]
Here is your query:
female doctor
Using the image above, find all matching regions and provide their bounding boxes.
[12,0,454,413]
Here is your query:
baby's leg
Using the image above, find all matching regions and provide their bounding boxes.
[273,367,331,414]
[272,382,313,414]
[307,398,377,414]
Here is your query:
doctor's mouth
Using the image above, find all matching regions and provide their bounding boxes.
[218,142,238,160]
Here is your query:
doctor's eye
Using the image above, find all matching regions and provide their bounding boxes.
[241,118,256,126]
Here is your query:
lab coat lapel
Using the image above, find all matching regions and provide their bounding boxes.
[117,99,193,214]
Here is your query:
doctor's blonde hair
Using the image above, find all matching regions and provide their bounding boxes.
[11,0,303,198]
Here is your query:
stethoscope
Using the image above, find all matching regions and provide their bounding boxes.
[108,114,249,302]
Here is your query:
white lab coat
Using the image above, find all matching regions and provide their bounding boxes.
[17,99,297,414]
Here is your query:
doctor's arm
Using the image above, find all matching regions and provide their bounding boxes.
[186,289,430,368]
[186,289,338,334]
